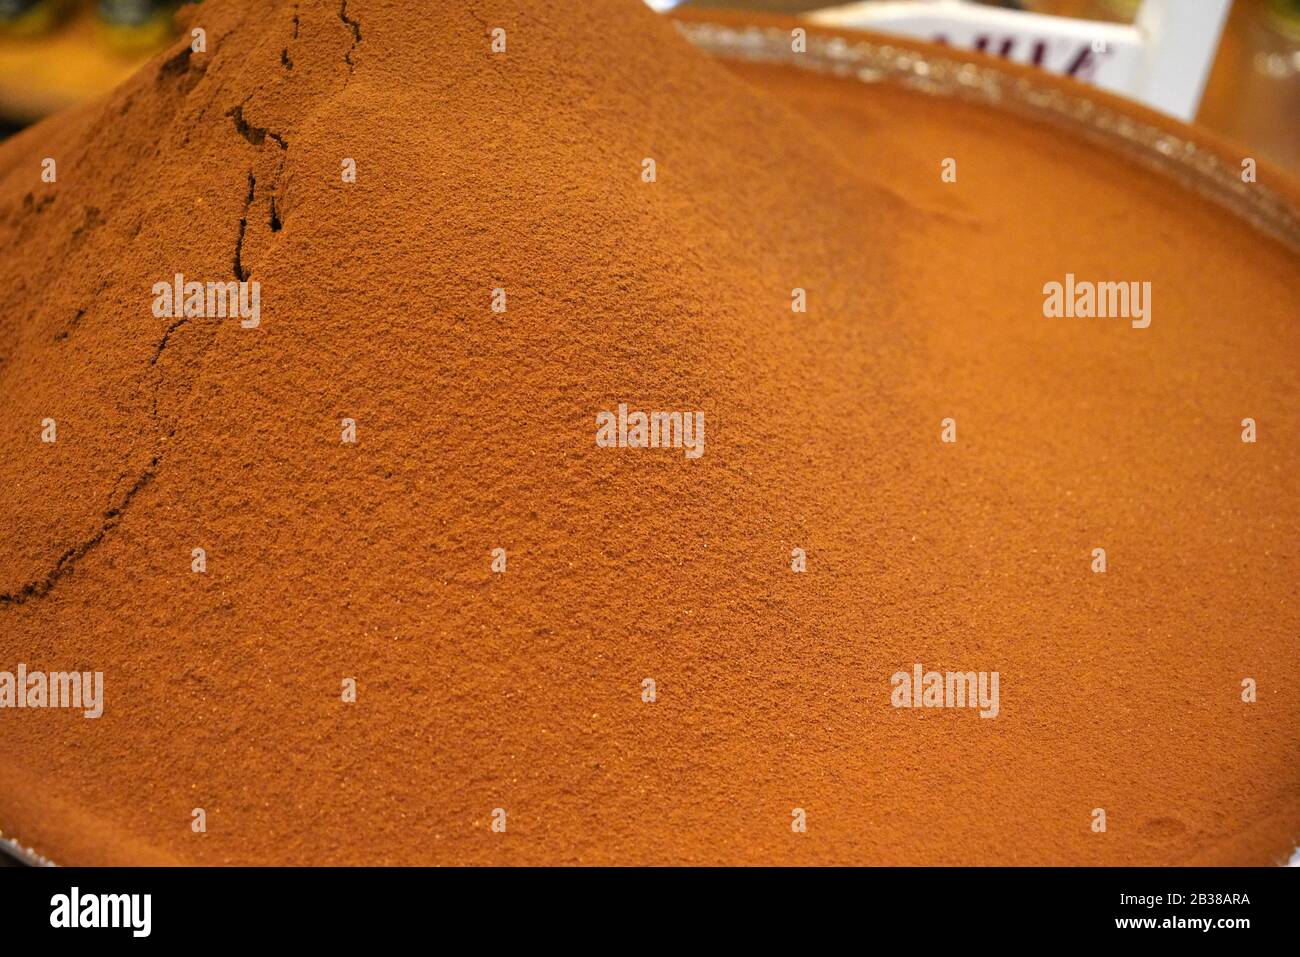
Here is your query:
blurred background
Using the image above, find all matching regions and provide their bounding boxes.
[0,0,1296,174]
[0,0,177,133]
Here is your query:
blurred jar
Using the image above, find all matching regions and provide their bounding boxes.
[1197,0,1300,175]
[1024,0,1298,173]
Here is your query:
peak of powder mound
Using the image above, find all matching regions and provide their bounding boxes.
[0,0,913,602]
[0,0,922,865]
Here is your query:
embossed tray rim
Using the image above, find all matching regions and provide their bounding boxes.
[674,10,1300,253]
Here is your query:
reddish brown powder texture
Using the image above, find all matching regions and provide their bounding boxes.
[0,0,1297,865]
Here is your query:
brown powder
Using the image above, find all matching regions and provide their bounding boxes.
[0,0,1296,866]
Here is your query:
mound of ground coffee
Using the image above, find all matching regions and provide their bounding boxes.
[0,0,1296,865]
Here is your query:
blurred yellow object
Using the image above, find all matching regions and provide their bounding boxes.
[97,9,174,54]
[0,0,76,38]
[0,0,165,122]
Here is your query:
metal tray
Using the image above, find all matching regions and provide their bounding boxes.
[673,11,1300,252]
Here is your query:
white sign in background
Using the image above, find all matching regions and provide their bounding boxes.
[647,0,1233,121]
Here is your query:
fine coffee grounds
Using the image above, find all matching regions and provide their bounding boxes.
[0,0,1296,865]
